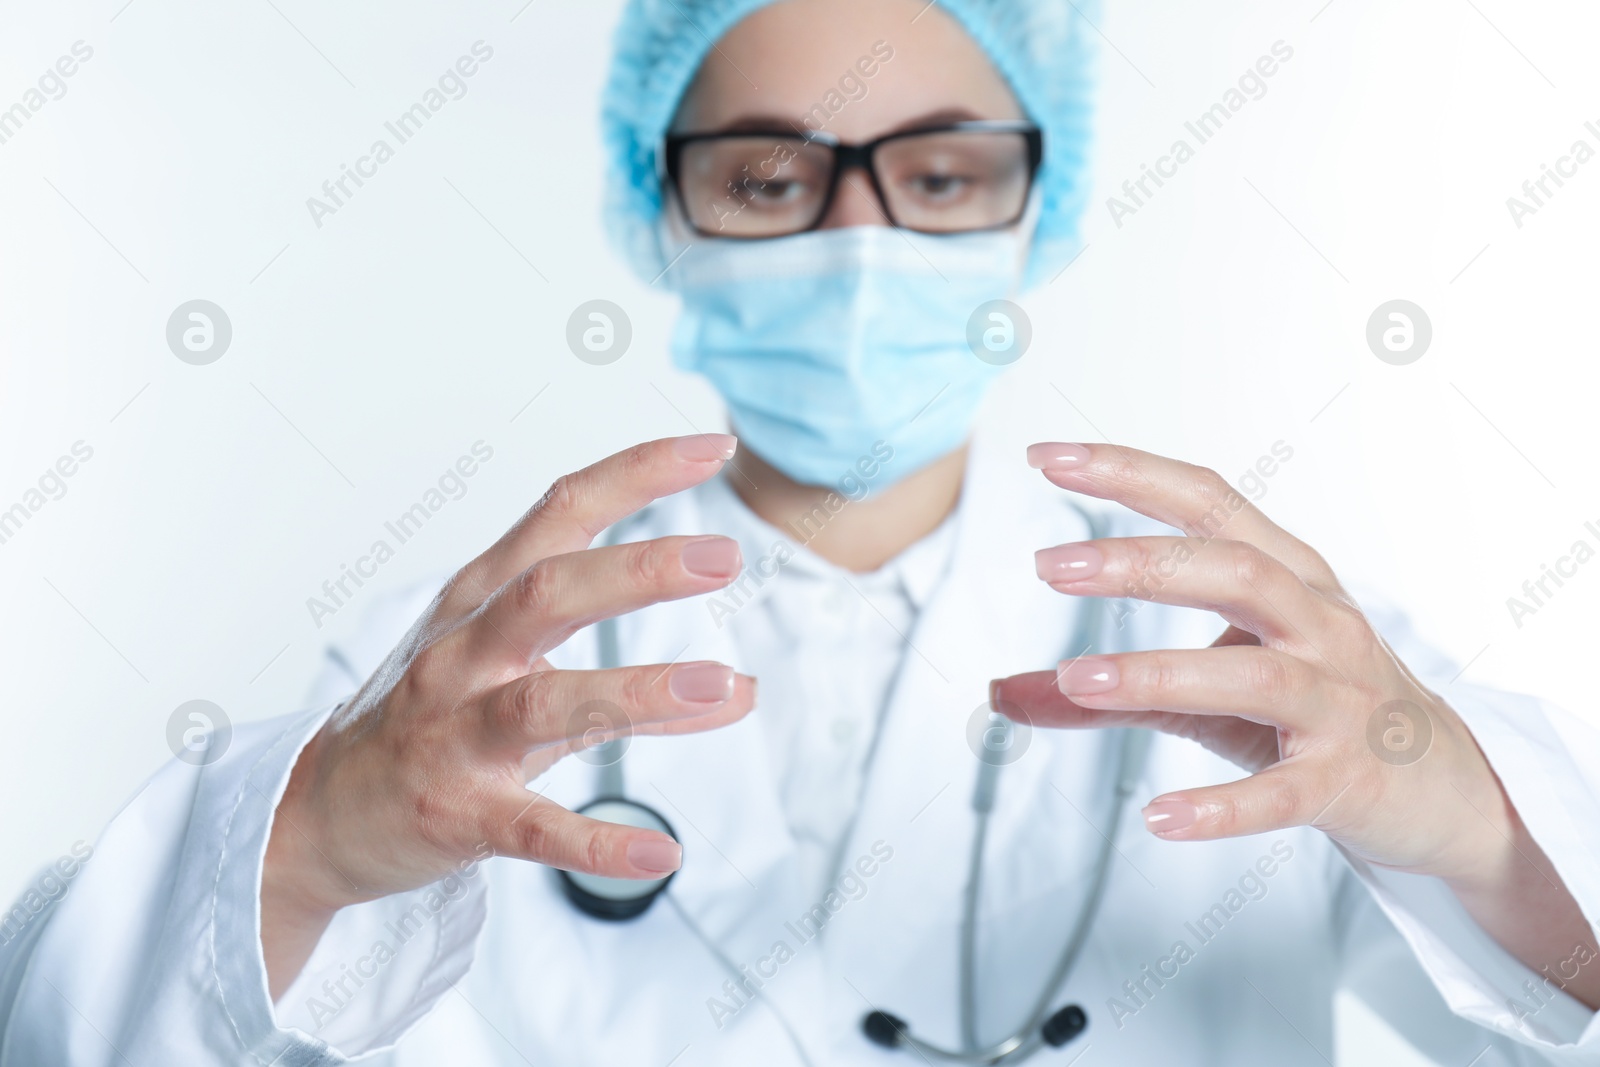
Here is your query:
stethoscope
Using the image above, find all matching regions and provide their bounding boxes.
[555,504,1152,1065]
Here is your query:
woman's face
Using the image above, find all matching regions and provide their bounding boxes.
[671,0,1027,231]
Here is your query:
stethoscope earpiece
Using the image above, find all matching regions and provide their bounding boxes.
[1040,1004,1088,1048]
[861,1010,908,1050]
[557,796,678,922]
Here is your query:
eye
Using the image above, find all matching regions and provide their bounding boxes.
[722,173,818,211]
[747,179,807,203]
[906,173,973,201]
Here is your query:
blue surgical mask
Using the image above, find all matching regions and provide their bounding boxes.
[660,223,1030,491]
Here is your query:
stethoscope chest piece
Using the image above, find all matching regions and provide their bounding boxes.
[557,796,679,921]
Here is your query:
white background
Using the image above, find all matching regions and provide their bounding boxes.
[2,1,1597,1063]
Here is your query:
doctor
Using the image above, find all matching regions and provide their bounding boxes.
[3,0,1599,1063]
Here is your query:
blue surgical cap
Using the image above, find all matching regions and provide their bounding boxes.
[601,0,1099,290]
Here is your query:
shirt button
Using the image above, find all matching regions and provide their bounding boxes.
[823,586,850,614]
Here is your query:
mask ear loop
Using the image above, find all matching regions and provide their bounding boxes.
[651,157,700,285]
[1004,184,1045,295]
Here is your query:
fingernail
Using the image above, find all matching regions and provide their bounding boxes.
[988,678,1003,711]
[675,434,737,462]
[1027,443,1091,471]
[1058,656,1118,695]
[627,836,682,875]
[1143,799,1198,834]
[670,661,735,704]
[1035,543,1102,582]
[681,536,741,578]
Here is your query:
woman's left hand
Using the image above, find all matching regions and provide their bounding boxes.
[995,442,1600,1009]
[991,442,1571,900]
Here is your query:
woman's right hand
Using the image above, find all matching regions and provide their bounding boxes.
[261,434,754,997]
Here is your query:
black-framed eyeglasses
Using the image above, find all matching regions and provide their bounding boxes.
[663,120,1043,239]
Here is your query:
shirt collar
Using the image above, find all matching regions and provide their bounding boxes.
[693,474,957,612]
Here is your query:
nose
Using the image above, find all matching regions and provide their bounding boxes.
[815,164,891,229]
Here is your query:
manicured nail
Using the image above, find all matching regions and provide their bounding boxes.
[681,536,741,578]
[675,434,737,462]
[627,836,682,875]
[1035,543,1102,582]
[669,662,735,704]
[1143,799,1198,834]
[1027,443,1091,471]
[1058,656,1118,695]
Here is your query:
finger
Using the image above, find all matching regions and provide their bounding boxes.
[991,671,1280,772]
[518,691,756,782]
[480,662,756,754]
[481,790,683,879]
[1035,536,1342,646]
[1026,442,1338,591]
[1052,647,1333,730]
[1141,762,1336,842]
[992,672,1170,732]
[461,534,742,667]
[446,434,737,614]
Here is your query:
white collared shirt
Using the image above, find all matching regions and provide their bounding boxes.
[696,475,956,897]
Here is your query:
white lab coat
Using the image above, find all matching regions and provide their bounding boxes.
[3,439,1598,1066]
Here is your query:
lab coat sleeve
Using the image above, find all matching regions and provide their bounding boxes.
[1334,590,1600,1062]
[0,580,490,1066]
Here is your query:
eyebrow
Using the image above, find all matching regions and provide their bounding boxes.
[686,107,989,141]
